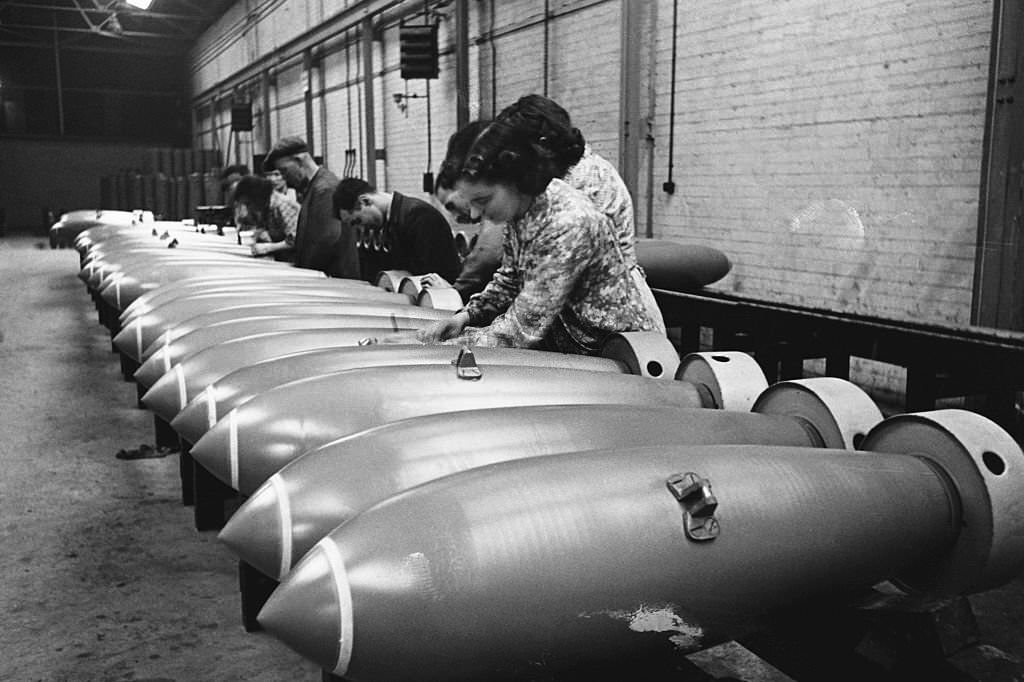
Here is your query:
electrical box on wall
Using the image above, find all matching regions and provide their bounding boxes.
[400,25,439,80]
[231,103,253,132]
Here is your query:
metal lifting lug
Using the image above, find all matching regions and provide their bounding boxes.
[453,346,482,380]
[666,472,720,542]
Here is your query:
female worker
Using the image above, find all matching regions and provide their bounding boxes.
[231,175,300,260]
[500,94,665,332]
[417,114,662,354]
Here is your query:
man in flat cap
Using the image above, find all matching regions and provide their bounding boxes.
[263,136,359,279]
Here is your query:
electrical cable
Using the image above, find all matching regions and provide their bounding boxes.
[664,0,678,194]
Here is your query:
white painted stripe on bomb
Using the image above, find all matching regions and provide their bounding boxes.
[270,474,293,580]
[319,537,354,677]
[136,321,144,359]
[204,386,217,429]
[175,364,187,412]
[229,409,239,490]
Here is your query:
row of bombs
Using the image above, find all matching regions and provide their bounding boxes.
[72,213,1024,681]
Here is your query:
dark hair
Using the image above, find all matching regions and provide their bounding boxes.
[499,94,586,174]
[220,164,251,182]
[231,175,274,211]
[460,118,558,196]
[454,95,587,196]
[436,120,491,193]
[333,177,374,215]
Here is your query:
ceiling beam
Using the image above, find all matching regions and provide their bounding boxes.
[0,20,188,40]
[0,1,210,22]
[192,0,404,103]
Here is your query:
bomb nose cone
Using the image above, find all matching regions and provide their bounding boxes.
[190,411,236,488]
[219,477,288,579]
[140,367,186,422]
[111,325,137,359]
[141,330,171,361]
[258,538,352,675]
[171,388,215,445]
[100,274,131,309]
[134,349,172,390]
[87,266,109,291]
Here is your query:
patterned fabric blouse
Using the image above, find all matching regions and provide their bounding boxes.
[264,190,300,245]
[451,179,656,353]
[564,145,637,261]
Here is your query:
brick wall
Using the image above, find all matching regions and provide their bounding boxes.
[189,0,994,332]
[643,0,991,327]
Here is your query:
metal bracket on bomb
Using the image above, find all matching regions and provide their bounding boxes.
[667,472,720,542]
[453,347,482,380]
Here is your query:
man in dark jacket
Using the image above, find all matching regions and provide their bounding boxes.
[264,137,359,279]
[333,177,460,284]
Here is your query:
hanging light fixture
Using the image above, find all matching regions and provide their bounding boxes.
[125,0,153,9]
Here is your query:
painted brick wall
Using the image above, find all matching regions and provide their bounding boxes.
[321,38,367,177]
[475,1,622,160]
[189,0,994,334]
[643,0,991,327]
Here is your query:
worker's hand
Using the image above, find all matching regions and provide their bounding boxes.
[417,311,471,343]
[251,242,273,257]
[419,273,453,289]
[379,331,425,345]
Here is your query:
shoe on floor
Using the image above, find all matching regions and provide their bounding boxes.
[115,444,168,460]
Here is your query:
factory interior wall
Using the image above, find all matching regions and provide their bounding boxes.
[188,0,994,333]
[645,0,992,329]
[0,138,154,232]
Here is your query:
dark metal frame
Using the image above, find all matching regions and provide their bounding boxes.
[656,288,1024,437]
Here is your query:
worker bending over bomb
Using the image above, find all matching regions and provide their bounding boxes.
[422,120,505,303]
[333,177,461,284]
[417,106,663,354]
[264,136,359,279]
[231,175,299,261]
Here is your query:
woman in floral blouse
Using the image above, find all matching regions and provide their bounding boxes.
[418,109,663,354]
[511,94,665,333]
[232,175,300,261]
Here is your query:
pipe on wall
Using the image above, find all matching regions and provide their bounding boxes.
[361,17,377,186]
[303,50,314,156]
[52,14,64,136]
[618,0,642,208]
[454,0,469,129]
[261,69,272,153]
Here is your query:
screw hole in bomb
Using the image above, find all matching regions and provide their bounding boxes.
[983,451,1006,475]
[711,355,731,363]
[647,361,663,377]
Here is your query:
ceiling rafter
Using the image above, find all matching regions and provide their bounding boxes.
[0,19,186,41]
[0,0,234,44]
[0,0,208,21]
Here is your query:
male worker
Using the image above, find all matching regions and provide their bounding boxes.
[416,119,503,302]
[263,137,359,279]
[333,177,460,284]
[423,176,504,303]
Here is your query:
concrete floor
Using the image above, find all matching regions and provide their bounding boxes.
[0,236,318,681]
[2,234,1024,681]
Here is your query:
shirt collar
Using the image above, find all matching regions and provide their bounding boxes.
[296,167,320,198]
